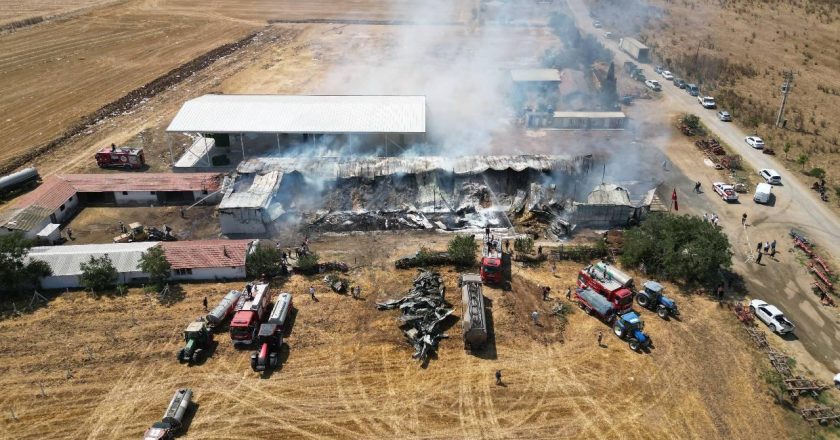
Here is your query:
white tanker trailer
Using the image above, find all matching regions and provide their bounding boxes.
[143,388,193,440]
[205,290,243,328]
[459,274,488,350]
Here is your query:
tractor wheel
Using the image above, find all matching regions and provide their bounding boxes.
[636,294,649,308]
[250,353,258,371]
[657,306,669,319]
[613,323,623,337]
[269,352,279,368]
[192,349,204,364]
[177,348,185,362]
[629,338,641,351]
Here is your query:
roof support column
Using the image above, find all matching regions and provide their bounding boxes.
[276,133,280,154]
[240,133,245,159]
[167,132,174,168]
[204,134,211,167]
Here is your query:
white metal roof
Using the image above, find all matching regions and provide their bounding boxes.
[27,242,158,276]
[166,95,427,134]
[554,111,626,118]
[219,171,283,210]
[510,69,562,82]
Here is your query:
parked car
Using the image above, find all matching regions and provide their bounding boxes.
[673,78,686,89]
[603,31,614,39]
[698,96,716,109]
[686,84,699,96]
[661,70,674,80]
[593,20,602,28]
[712,182,738,202]
[717,111,732,121]
[654,65,664,74]
[745,136,765,149]
[644,79,662,91]
[749,299,795,334]
[759,168,782,185]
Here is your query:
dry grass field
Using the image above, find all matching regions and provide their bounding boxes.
[587,0,840,200]
[0,0,121,25]
[0,233,822,439]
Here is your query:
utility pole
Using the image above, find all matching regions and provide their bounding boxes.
[776,70,794,128]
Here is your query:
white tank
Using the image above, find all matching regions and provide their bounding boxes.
[206,290,242,326]
[162,388,192,426]
[0,167,38,191]
[267,293,292,327]
[593,261,633,288]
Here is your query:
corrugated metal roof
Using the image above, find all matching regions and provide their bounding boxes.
[554,111,626,118]
[26,242,158,276]
[3,205,53,232]
[166,95,427,134]
[236,155,584,178]
[161,240,253,270]
[510,69,562,82]
[12,176,77,212]
[219,171,282,210]
[586,183,632,205]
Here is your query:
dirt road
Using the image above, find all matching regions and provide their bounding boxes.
[567,0,840,377]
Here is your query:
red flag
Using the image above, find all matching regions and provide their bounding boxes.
[671,188,679,211]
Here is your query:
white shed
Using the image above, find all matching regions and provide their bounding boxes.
[27,242,157,289]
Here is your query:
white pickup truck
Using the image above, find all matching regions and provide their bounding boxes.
[749,299,795,335]
[712,182,738,202]
[698,96,716,109]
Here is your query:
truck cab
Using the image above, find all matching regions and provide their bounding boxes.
[613,312,651,351]
[480,256,502,284]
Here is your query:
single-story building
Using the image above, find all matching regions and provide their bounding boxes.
[166,94,428,169]
[218,171,283,235]
[160,239,255,281]
[0,173,222,238]
[552,111,627,130]
[511,68,562,92]
[27,239,256,289]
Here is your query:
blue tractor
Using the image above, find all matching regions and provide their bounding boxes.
[613,312,651,351]
[635,281,679,319]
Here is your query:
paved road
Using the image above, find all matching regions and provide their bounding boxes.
[566,0,840,376]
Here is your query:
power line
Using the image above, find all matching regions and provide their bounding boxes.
[775,70,794,128]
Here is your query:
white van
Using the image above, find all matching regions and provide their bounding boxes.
[754,183,772,204]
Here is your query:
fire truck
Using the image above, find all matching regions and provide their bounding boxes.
[229,283,271,346]
[480,237,506,284]
[251,292,293,372]
[577,261,634,313]
[94,144,145,169]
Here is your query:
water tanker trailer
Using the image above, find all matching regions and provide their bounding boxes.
[251,292,293,372]
[143,388,193,440]
[205,290,242,329]
[459,274,488,350]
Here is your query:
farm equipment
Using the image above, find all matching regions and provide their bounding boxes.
[459,274,488,350]
[480,236,508,285]
[251,292,293,372]
[613,312,651,351]
[577,261,634,313]
[143,388,193,440]
[113,223,175,243]
[177,320,213,364]
[205,290,243,329]
[734,302,754,324]
[95,145,145,169]
[229,283,271,346]
[635,281,679,319]
[574,287,616,322]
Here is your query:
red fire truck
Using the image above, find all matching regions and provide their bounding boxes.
[480,237,504,284]
[577,262,634,313]
[94,145,145,169]
[230,283,271,346]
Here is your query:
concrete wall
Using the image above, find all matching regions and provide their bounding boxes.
[40,270,149,289]
[169,266,246,282]
[219,208,267,235]
[52,193,80,223]
[115,191,158,205]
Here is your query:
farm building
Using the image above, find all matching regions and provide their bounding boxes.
[566,183,656,229]
[510,68,562,92]
[27,239,255,289]
[552,111,627,130]
[160,239,254,281]
[218,171,283,235]
[167,94,428,170]
[0,173,222,238]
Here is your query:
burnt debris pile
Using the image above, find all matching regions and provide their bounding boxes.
[377,270,453,364]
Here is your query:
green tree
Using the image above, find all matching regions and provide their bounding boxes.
[139,246,170,288]
[79,254,118,292]
[783,141,791,159]
[297,252,320,273]
[246,244,282,278]
[797,153,809,169]
[514,236,535,253]
[447,234,478,266]
[0,232,52,292]
[620,213,732,284]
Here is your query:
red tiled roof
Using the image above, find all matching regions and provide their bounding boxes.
[160,239,253,270]
[61,173,221,193]
[13,176,77,211]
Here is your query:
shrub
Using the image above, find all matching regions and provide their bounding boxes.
[246,244,282,278]
[79,255,118,292]
[297,252,320,272]
[447,235,478,267]
[806,167,826,179]
[514,236,534,253]
[139,246,170,288]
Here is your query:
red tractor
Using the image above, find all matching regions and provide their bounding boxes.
[251,292,293,372]
[95,144,145,169]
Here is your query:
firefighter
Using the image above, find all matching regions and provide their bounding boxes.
[202,296,208,312]
[119,221,126,233]
[309,286,317,301]
[565,287,572,300]
[111,143,116,152]
[542,286,551,301]
[597,330,604,347]
[495,370,503,386]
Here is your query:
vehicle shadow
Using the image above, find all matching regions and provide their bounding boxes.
[780,332,800,342]
[180,401,199,435]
